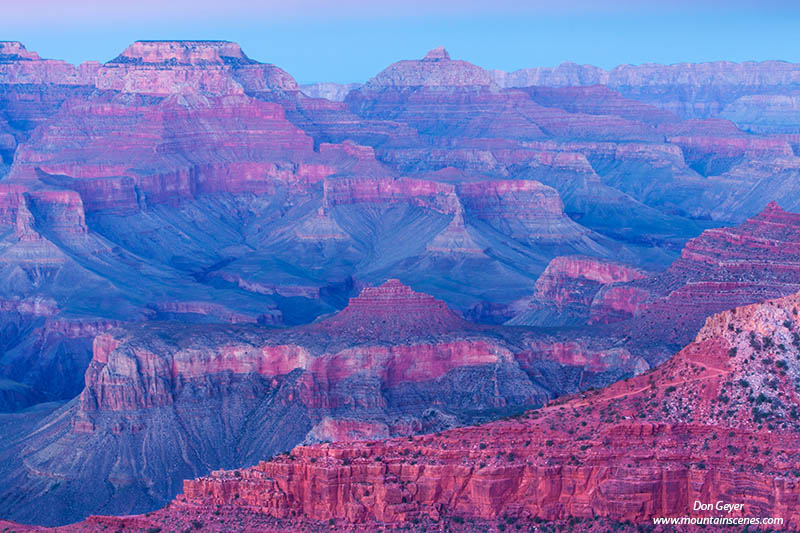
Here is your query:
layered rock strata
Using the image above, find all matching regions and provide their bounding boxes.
[162,291,800,529]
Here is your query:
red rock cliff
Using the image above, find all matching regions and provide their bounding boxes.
[176,291,800,529]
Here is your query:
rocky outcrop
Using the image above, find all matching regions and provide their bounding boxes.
[312,279,468,339]
[457,180,592,243]
[0,279,651,525]
[362,47,494,88]
[150,301,267,324]
[346,49,659,143]
[164,290,800,529]
[6,92,350,213]
[668,135,794,176]
[509,255,647,326]
[0,41,98,86]
[95,40,298,96]
[721,92,800,134]
[6,41,800,531]
[323,177,457,214]
[591,202,800,344]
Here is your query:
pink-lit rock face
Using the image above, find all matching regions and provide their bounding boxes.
[363,47,494,88]
[306,417,391,442]
[589,285,652,323]
[113,40,251,65]
[517,340,648,375]
[314,279,468,338]
[323,177,458,214]
[94,40,299,96]
[162,292,800,530]
[77,281,504,413]
[6,93,355,213]
[594,202,800,341]
[509,202,800,336]
[7,278,660,526]
[455,180,595,245]
[537,255,646,288]
[509,256,647,326]
[346,48,663,144]
[457,179,564,219]
[0,41,41,61]
[0,41,99,85]
[6,39,800,529]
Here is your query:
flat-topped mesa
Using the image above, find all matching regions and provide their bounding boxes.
[316,279,469,338]
[109,40,255,66]
[322,176,459,215]
[457,180,564,219]
[96,40,299,96]
[363,47,494,88]
[0,41,40,61]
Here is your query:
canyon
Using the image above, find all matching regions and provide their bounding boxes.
[36,280,800,531]
[0,280,649,525]
[167,290,800,529]
[2,39,800,529]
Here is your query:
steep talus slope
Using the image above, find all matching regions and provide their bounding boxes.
[95,290,800,531]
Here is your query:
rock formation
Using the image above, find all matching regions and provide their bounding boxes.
[0,280,646,525]
[610,202,800,346]
[506,202,800,353]
[106,290,800,531]
[4,40,800,531]
[491,60,800,123]
[95,40,298,96]
[509,255,647,326]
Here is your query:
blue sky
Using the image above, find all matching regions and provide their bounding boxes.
[3,1,800,84]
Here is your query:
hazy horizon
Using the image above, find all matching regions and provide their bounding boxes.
[3,0,800,85]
